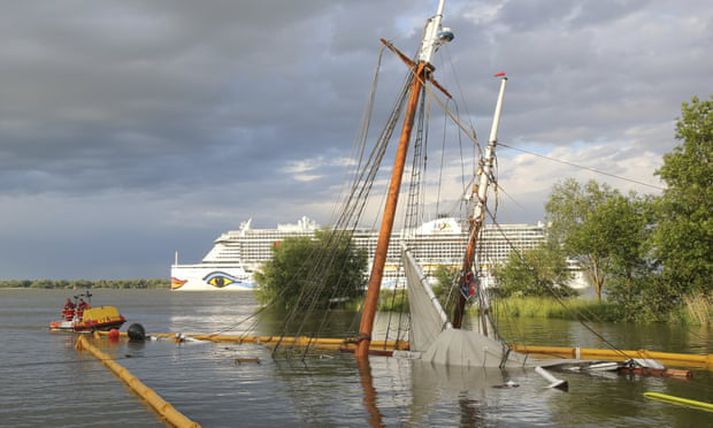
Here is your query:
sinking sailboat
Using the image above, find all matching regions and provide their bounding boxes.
[342,0,677,383]
[394,70,528,368]
[251,0,689,386]
[350,0,527,370]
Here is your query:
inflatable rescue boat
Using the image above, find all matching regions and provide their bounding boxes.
[49,291,126,332]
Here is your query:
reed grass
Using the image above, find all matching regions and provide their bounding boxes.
[672,293,713,325]
[494,297,620,322]
[376,289,409,312]
[370,292,713,325]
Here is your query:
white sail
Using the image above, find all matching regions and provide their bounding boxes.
[403,246,451,352]
[402,246,527,367]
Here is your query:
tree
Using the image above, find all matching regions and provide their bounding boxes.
[254,230,368,310]
[545,179,655,303]
[653,95,713,295]
[599,194,659,320]
[546,179,620,302]
[493,243,575,298]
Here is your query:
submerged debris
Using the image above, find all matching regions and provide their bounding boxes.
[235,357,261,365]
[492,380,520,389]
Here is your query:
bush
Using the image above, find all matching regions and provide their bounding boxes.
[254,230,367,310]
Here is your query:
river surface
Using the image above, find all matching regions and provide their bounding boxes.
[1,289,712,427]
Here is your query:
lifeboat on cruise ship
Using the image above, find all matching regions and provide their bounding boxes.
[49,291,126,332]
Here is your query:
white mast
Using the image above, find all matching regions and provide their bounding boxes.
[418,0,451,64]
[453,74,508,329]
[472,75,507,229]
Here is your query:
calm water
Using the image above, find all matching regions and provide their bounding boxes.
[1,289,712,427]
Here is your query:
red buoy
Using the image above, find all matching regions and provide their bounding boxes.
[108,328,120,341]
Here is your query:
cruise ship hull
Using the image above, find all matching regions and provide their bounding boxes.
[170,264,254,291]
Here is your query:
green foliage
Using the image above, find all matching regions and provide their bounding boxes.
[377,289,409,312]
[376,265,459,312]
[254,230,367,310]
[493,243,575,298]
[545,179,652,302]
[605,274,679,322]
[653,95,713,295]
[431,264,459,313]
[0,279,170,289]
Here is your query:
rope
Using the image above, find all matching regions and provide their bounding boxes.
[270,64,416,358]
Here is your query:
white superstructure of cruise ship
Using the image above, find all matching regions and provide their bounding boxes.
[170,216,551,291]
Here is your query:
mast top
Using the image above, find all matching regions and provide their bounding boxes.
[418,0,453,64]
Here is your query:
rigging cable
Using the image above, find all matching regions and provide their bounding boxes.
[422,84,663,192]
[497,143,665,191]
[435,99,449,217]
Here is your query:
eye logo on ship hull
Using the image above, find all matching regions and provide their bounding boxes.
[202,271,241,288]
[171,277,188,290]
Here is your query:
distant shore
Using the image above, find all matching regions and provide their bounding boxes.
[0,279,170,289]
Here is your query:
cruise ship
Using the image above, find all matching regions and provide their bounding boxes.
[170,216,550,291]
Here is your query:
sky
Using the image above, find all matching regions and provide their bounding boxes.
[1,0,711,279]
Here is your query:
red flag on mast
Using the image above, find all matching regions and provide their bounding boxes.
[494,72,506,77]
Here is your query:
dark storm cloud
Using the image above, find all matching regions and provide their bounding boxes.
[0,0,711,277]
[0,0,417,195]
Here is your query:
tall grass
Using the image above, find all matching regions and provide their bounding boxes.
[366,292,713,325]
[376,289,409,312]
[494,297,620,322]
[673,293,712,325]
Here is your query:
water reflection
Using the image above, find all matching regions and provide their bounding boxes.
[410,363,507,425]
[356,357,384,428]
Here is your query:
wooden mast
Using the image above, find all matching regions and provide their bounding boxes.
[452,75,508,329]
[355,63,427,358]
[356,0,449,358]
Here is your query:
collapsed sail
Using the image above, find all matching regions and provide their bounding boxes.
[403,245,451,352]
[402,246,527,368]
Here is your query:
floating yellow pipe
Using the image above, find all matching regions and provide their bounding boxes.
[94,330,408,351]
[644,392,713,412]
[511,344,713,370]
[76,336,201,428]
[91,331,712,370]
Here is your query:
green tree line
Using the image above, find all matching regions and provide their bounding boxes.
[0,279,170,289]
[494,95,712,322]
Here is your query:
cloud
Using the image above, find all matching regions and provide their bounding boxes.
[0,0,710,277]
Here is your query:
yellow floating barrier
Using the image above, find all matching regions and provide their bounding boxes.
[644,392,713,412]
[91,331,713,370]
[511,344,713,370]
[94,330,408,352]
[76,335,201,428]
